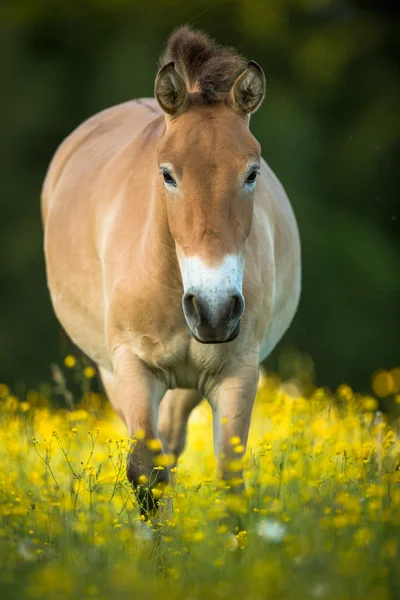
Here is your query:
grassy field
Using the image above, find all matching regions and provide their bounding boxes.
[1,360,400,600]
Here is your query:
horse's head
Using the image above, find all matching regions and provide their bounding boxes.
[155,60,265,344]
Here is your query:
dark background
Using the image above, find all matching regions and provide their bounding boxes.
[1,0,399,392]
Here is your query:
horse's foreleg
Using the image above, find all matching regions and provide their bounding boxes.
[108,345,167,515]
[210,368,258,495]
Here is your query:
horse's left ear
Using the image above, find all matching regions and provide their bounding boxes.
[228,61,266,115]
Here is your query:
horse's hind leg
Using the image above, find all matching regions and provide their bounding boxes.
[158,389,202,461]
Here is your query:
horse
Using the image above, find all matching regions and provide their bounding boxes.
[41,26,301,512]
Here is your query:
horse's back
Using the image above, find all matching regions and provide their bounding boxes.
[42,98,162,220]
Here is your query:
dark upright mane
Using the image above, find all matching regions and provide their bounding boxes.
[159,26,247,103]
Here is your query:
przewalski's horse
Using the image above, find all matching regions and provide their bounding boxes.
[42,26,301,512]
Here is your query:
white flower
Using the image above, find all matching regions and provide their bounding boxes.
[133,522,154,542]
[226,533,239,552]
[310,582,330,598]
[18,539,37,562]
[256,519,286,542]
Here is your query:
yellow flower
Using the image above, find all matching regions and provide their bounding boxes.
[166,568,179,580]
[337,384,353,401]
[230,477,244,487]
[2,360,400,595]
[372,369,395,397]
[134,428,146,440]
[0,383,10,397]
[230,436,241,446]
[83,366,96,379]
[66,410,88,421]
[391,367,400,392]
[353,527,374,547]
[382,539,397,559]
[217,524,228,534]
[333,514,349,528]
[233,444,245,454]
[227,460,243,473]
[152,453,175,467]
[86,585,99,596]
[93,533,106,546]
[5,395,19,411]
[236,530,247,549]
[147,438,162,451]
[64,355,76,368]
[151,487,163,500]
[362,396,378,412]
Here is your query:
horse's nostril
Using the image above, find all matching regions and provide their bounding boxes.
[183,293,201,325]
[183,293,194,313]
[230,294,245,321]
[183,291,244,340]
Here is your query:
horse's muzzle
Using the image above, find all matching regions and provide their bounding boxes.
[182,291,244,344]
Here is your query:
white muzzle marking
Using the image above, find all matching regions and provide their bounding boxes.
[180,254,245,328]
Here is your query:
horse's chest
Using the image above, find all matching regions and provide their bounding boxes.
[129,329,226,389]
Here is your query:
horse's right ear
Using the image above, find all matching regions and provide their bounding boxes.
[155,62,190,117]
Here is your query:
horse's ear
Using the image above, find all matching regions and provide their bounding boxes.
[228,61,266,115]
[155,62,190,117]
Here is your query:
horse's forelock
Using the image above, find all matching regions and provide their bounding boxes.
[159,26,247,103]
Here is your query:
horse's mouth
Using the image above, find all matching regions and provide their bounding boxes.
[190,321,241,345]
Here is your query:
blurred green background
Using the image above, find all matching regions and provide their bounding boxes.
[0,0,399,392]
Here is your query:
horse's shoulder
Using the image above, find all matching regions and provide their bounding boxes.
[42,99,162,213]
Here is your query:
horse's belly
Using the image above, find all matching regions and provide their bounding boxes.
[44,232,111,369]
[50,277,110,368]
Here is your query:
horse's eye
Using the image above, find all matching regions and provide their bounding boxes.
[246,170,258,185]
[162,171,176,186]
